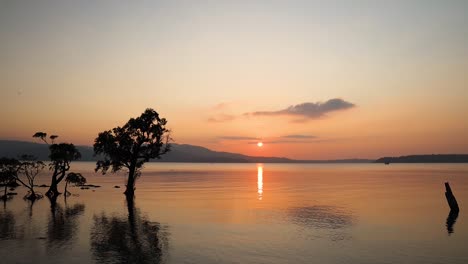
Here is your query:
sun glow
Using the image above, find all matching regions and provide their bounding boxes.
[257,142,263,147]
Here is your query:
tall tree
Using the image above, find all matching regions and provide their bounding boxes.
[33,133,81,198]
[94,108,171,198]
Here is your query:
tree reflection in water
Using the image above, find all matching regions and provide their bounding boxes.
[47,196,85,249]
[90,198,168,264]
[0,208,23,240]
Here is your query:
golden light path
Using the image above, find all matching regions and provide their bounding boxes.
[257,164,263,200]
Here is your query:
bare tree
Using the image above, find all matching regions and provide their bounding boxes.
[16,156,46,200]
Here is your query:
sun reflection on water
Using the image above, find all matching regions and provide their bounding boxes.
[257,164,263,200]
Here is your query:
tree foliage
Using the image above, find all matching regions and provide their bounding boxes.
[65,172,86,186]
[33,132,48,143]
[49,143,81,170]
[0,158,19,183]
[64,172,87,196]
[33,132,59,144]
[0,158,20,200]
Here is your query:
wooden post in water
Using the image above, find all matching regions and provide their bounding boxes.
[445,182,459,212]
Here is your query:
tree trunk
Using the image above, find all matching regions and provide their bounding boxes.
[46,175,60,198]
[23,185,37,200]
[124,166,136,198]
[30,189,36,200]
[48,195,58,213]
[64,181,68,196]
[1,185,6,200]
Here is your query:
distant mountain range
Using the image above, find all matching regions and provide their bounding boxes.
[1,140,467,163]
[0,140,371,163]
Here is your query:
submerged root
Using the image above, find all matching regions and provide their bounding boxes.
[1,194,12,201]
[24,192,44,201]
[46,190,61,199]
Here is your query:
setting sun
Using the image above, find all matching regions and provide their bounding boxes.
[257,142,263,147]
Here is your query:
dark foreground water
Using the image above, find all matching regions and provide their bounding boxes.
[1,162,468,264]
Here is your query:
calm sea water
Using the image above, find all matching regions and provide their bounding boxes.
[1,162,468,264]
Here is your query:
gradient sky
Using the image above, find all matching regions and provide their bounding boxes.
[1,0,467,159]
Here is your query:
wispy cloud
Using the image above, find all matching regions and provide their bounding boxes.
[212,102,230,110]
[247,138,343,144]
[207,114,236,123]
[218,134,346,145]
[247,140,311,144]
[245,99,355,120]
[282,134,317,139]
[208,102,236,122]
[219,136,259,140]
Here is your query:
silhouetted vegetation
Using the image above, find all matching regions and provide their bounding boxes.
[94,108,171,198]
[64,172,86,196]
[0,157,20,200]
[376,154,468,163]
[16,156,46,200]
[33,133,81,198]
[1,156,46,200]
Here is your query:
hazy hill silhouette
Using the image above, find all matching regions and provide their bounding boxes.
[2,140,467,163]
[375,154,468,163]
[0,140,371,163]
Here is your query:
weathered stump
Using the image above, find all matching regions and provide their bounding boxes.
[445,182,459,212]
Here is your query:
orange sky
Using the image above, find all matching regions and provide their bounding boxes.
[1,1,467,159]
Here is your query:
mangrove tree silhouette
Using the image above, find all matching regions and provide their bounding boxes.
[33,133,81,198]
[93,108,171,198]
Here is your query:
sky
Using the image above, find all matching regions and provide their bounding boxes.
[1,0,467,159]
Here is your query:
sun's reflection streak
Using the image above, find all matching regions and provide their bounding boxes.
[257,164,263,200]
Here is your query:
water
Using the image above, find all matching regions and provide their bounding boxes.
[1,162,468,264]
